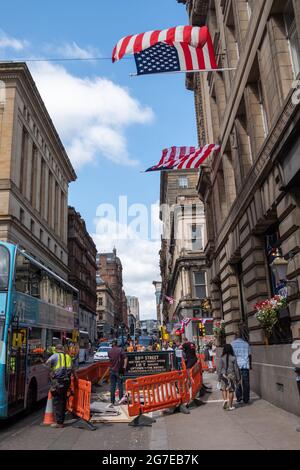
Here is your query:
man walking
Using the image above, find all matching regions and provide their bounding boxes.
[182,337,197,370]
[45,344,76,428]
[108,340,128,406]
[231,332,251,404]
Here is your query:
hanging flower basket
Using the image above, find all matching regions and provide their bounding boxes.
[213,320,225,338]
[254,295,287,339]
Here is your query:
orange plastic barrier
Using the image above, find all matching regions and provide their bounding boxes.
[188,359,203,400]
[67,377,91,421]
[76,361,110,384]
[198,354,215,371]
[126,369,190,417]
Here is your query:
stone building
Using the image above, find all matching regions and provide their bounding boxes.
[96,275,115,338]
[160,170,209,325]
[0,62,76,279]
[122,289,128,327]
[126,295,140,321]
[96,248,125,329]
[179,0,300,415]
[68,207,97,341]
[152,281,162,323]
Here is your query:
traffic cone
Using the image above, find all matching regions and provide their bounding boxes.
[42,391,56,425]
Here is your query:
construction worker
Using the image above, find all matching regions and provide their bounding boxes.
[45,344,77,428]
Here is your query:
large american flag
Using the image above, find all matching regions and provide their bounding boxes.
[112,25,217,74]
[146,144,221,172]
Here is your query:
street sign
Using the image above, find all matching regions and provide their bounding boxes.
[124,351,174,377]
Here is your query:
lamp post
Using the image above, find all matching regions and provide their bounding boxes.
[270,251,298,290]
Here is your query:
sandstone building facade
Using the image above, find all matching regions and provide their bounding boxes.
[68,207,97,341]
[179,0,300,415]
[0,63,76,279]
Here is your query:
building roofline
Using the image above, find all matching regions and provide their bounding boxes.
[0,62,76,182]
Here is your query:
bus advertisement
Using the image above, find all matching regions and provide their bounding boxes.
[0,241,79,418]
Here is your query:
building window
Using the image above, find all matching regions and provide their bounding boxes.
[190,224,203,251]
[194,271,207,299]
[48,237,51,249]
[284,0,300,78]
[40,229,44,242]
[178,176,188,189]
[30,219,35,234]
[246,0,254,19]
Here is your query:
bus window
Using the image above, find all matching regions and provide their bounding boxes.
[0,245,10,291]
[28,327,45,365]
[15,253,41,298]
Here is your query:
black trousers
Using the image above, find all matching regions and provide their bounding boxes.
[52,381,70,424]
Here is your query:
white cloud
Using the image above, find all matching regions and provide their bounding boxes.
[0,30,28,50]
[29,61,154,169]
[92,203,162,320]
[44,41,101,60]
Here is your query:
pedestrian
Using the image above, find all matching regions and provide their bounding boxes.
[108,340,128,406]
[162,341,173,351]
[182,337,197,369]
[231,332,251,404]
[174,339,183,370]
[45,343,77,428]
[217,344,240,411]
[204,342,212,371]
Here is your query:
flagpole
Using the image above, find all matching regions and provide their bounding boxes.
[129,67,236,77]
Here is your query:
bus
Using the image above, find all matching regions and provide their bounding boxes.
[0,241,79,418]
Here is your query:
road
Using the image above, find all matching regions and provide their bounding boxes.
[0,373,299,450]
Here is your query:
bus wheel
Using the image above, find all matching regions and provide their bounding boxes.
[26,380,37,411]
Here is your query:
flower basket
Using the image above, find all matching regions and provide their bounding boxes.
[213,320,225,339]
[254,295,287,339]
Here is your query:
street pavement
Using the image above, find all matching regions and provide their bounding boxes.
[0,372,299,450]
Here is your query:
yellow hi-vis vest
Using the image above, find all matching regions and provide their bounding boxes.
[53,353,72,371]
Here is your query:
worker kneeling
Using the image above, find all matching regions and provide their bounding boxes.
[45,344,76,428]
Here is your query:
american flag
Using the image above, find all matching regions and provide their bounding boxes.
[181,318,191,327]
[146,144,221,172]
[112,25,217,75]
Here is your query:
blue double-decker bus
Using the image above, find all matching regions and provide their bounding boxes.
[0,241,79,418]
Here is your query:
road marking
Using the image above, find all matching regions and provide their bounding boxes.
[252,362,295,370]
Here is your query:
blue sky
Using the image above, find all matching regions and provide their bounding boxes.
[1,0,197,318]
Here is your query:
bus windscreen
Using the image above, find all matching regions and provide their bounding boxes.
[0,246,9,291]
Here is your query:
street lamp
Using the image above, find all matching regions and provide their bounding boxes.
[270,251,298,288]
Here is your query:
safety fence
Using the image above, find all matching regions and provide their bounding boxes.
[76,360,110,384]
[126,359,202,417]
[67,377,91,421]
[66,361,110,423]
[66,359,202,423]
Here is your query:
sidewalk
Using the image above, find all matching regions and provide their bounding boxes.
[149,372,300,450]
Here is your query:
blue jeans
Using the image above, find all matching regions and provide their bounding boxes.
[110,371,124,404]
[236,368,250,403]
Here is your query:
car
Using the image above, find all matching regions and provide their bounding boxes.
[98,342,111,348]
[94,346,111,361]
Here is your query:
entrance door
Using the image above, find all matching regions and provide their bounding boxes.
[7,327,27,413]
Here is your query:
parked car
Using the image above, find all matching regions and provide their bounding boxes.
[94,346,111,362]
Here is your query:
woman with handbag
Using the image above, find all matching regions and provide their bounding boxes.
[217,344,240,411]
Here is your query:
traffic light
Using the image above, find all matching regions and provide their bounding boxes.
[198,321,206,337]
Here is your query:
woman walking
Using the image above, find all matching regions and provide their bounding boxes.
[217,344,240,411]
